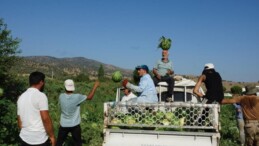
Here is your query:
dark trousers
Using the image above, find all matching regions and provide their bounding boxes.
[153,76,175,97]
[20,138,50,146]
[56,125,82,146]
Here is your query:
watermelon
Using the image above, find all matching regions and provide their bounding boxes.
[0,88,3,97]
[124,116,136,125]
[162,119,170,126]
[111,118,122,124]
[91,123,99,129]
[158,36,172,50]
[112,71,122,82]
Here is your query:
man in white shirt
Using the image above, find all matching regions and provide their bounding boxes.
[120,87,137,103]
[17,71,56,146]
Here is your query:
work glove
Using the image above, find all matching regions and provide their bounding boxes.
[122,79,128,87]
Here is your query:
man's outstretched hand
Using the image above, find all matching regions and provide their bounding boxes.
[122,79,128,87]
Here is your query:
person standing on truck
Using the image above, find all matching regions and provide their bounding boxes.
[122,65,158,103]
[153,50,174,102]
[233,103,245,146]
[56,79,99,146]
[17,71,56,146]
[120,87,137,103]
[193,63,224,104]
[221,85,259,146]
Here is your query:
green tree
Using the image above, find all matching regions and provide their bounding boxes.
[74,73,90,82]
[0,99,19,144]
[0,18,25,145]
[98,64,104,81]
[230,85,242,95]
[132,69,140,84]
[0,18,24,101]
[0,19,20,75]
[223,86,226,92]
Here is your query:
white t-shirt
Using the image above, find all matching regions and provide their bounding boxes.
[121,92,137,102]
[17,88,49,145]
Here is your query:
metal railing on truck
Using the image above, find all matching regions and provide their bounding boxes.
[104,102,220,132]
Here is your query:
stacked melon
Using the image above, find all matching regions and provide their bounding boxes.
[158,36,172,50]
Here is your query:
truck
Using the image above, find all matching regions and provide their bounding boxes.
[103,77,221,146]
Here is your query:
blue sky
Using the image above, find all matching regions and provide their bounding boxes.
[1,0,259,82]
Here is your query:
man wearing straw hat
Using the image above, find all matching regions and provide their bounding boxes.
[221,85,259,146]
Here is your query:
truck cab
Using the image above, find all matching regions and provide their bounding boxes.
[156,76,204,103]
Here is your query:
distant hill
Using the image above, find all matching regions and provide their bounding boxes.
[12,56,257,92]
[12,56,133,79]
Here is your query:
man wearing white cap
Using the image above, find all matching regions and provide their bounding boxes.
[56,79,99,146]
[193,63,224,104]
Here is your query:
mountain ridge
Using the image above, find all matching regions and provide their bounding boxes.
[12,56,258,91]
[12,56,133,79]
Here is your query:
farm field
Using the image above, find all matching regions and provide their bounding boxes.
[1,75,241,146]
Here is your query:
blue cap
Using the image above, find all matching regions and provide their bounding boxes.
[135,65,149,72]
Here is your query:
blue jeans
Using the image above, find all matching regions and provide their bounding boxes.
[237,119,245,145]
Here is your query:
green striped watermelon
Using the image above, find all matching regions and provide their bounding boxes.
[158,36,172,50]
[0,88,3,97]
[112,71,122,82]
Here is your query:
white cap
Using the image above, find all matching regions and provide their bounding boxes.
[204,63,214,70]
[64,79,75,91]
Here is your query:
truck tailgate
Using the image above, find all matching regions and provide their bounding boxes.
[103,129,220,146]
